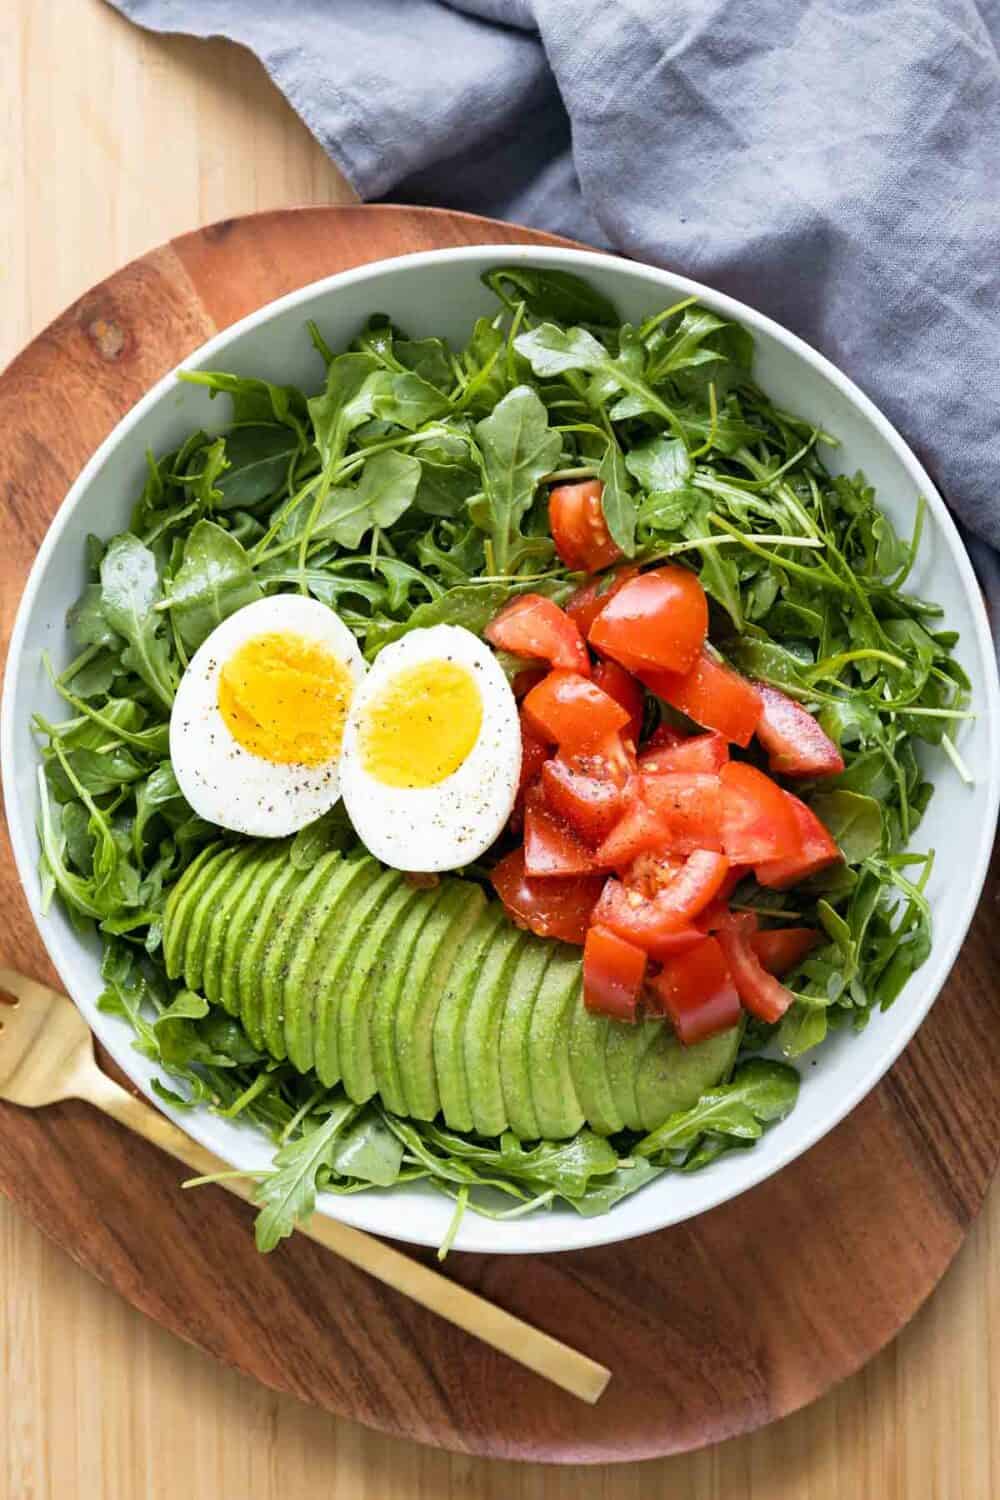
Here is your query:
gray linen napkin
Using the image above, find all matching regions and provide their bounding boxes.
[108,0,1000,629]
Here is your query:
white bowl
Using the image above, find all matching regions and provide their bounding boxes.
[3,246,998,1254]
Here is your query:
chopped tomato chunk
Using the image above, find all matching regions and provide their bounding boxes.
[593,850,731,958]
[595,772,725,866]
[593,657,644,745]
[583,925,647,1022]
[754,683,845,778]
[755,794,841,888]
[522,670,630,752]
[638,729,729,775]
[716,912,795,1022]
[566,564,639,635]
[510,713,550,828]
[486,594,590,675]
[641,650,762,746]
[491,847,603,944]
[750,927,821,976]
[647,937,743,1044]
[588,566,708,675]
[549,480,623,573]
[541,756,624,844]
[565,730,636,788]
[523,784,597,877]
[511,665,548,700]
[720,761,802,863]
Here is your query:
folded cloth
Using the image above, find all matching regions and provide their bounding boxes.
[108,0,1000,631]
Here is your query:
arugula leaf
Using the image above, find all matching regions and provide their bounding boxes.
[635,1060,800,1161]
[473,386,561,571]
[168,520,262,652]
[253,1100,361,1251]
[214,425,302,509]
[364,578,571,658]
[99,535,176,708]
[597,438,636,556]
[482,266,619,326]
[810,790,884,862]
[306,353,379,472]
[311,450,422,550]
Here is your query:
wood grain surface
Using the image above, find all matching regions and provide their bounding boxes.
[3,3,999,1496]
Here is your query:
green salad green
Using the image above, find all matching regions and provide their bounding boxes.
[34,265,969,1252]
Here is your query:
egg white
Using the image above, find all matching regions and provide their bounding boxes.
[169,594,366,838]
[340,624,521,873]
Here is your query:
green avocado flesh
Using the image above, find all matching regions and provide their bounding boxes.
[163,844,740,1139]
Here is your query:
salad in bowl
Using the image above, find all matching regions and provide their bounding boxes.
[8,254,994,1255]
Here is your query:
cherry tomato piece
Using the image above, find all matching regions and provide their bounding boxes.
[754,794,841,888]
[638,729,729,775]
[566,564,640,635]
[641,650,762,746]
[523,783,599,877]
[754,683,845,777]
[593,850,731,958]
[716,911,795,1022]
[750,927,821,976]
[583,925,647,1022]
[541,757,625,844]
[720,761,802,863]
[588,567,708,675]
[485,594,590,674]
[549,480,623,573]
[647,937,743,1045]
[491,847,603,945]
[522,670,630,752]
[593,658,644,745]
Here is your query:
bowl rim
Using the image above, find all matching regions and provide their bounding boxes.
[3,241,998,1254]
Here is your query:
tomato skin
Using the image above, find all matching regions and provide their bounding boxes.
[485,594,590,675]
[549,480,623,573]
[541,757,624,844]
[522,670,630,752]
[720,761,802,863]
[647,937,743,1045]
[594,772,724,867]
[566,565,639,635]
[593,850,731,958]
[639,730,729,775]
[567,730,636,788]
[510,714,550,830]
[755,794,841,888]
[750,927,821,976]
[694,864,749,932]
[638,772,726,854]
[588,567,708,675]
[593,658,644,745]
[523,784,598,877]
[583,924,647,1021]
[491,847,603,945]
[641,650,762,746]
[716,912,795,1022]
[754,683,845,778]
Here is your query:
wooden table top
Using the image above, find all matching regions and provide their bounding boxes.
[2,4,997,1497]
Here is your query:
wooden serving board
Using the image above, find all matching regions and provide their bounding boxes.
[1,205,999,1464]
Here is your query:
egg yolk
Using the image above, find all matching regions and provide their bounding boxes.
[218,632,354,766]
[361,659,483,788]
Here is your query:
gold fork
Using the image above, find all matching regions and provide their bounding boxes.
[0,966,610,1404]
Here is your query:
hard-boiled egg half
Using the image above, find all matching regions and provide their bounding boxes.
[170,595,366,837]
[340,624,522,872]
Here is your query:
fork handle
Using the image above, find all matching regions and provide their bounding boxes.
[81,1071,610,1405]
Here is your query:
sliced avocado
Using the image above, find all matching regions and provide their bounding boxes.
[370,884,449,1116]
[498,940,554,1140]
[285,852,379,1074]
[334,872,418,1100]
[182,845,253,994]
[604,1015,655,1131]
[431,904,506,1132]
[568,1001,624,1137]
[635,1022,742,1131]
[527,952,586,1139]
[235,858,306,1049]
[396,881,486,1121]
[259,850,343,1059]
[217,845,289,1019]
[464,924,531,1137]
[202,845,272,1007]
[162,842,224,980]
